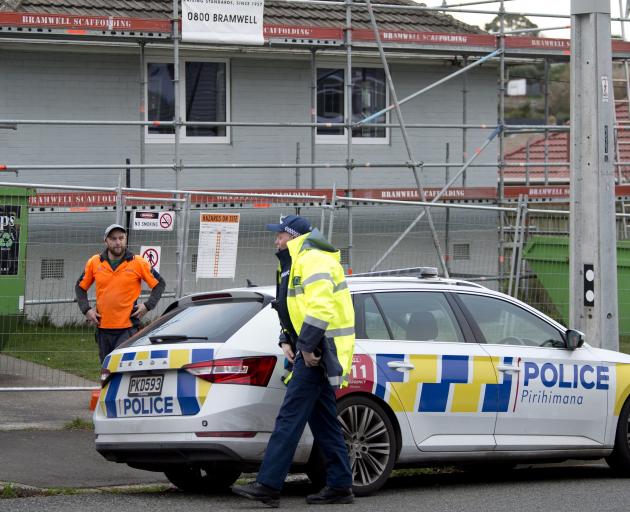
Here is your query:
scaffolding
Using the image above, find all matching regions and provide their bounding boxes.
[0,0,628,284]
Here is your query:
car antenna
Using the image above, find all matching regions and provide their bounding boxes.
[246,278,258,288]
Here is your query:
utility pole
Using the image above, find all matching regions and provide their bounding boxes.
[570,0,619,350]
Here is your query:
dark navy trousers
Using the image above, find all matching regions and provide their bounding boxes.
[256,356,353,491]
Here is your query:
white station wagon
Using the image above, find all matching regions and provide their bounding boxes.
[94,270,630,495]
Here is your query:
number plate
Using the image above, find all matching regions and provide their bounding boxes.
[128,374,164,397]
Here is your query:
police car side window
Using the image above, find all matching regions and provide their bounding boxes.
[458,294,564,348]
[374,292,464,343]
[363,294,391,340]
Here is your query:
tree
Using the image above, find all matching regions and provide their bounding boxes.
[484,14,539,36]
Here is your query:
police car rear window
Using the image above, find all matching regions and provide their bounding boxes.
[118,298,264,348]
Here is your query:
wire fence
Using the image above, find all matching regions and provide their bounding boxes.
[2,183,630,389]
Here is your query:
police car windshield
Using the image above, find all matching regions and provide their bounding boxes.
[118,298,264,348]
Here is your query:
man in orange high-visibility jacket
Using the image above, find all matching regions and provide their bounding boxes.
[75,224,166,362]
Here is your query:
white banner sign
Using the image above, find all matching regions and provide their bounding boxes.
[196,213,240,279]
[140,245,162,273]
[132,211,174,231]
[182,0,264,45]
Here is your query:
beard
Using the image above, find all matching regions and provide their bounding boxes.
[109,246,125,257]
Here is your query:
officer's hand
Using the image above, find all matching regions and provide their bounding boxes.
[131,303,149,319]
[302,350,321,367]
[281,343,295,364]
[85,308,101,327]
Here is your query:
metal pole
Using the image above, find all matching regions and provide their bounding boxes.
[356,49,502,128]
[116,170,124,225]
[507,194,523,297]
[445,143,451,275]
[525,139,530,186]
[328,183,337,243]
[139,41,147,189]
[366,0,449,277]
[125,158,132,231]
[543,58,550,185]
[311,48,318,188]
[513,196,528,298]
[498,0,507,289]
[176,192,192,299]
[295,142,301,189]
[369,126,501,271]
[570,0,619,350]
[462,55,469,187]
[345,0,354,270]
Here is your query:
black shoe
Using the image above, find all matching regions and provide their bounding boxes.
[306,486,354,505]
[232,482,280,508]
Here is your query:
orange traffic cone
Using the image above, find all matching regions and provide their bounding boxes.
[89,389,100,411]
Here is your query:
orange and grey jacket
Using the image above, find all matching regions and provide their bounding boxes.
[75,249,165,329]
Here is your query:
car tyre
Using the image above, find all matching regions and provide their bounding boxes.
[164,464,241,493]
[307,395,397,496]
[606,397,630,476]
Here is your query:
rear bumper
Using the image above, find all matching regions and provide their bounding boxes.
[96,441,242,465]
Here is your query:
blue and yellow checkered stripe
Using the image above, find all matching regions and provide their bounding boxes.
[100,348,215,418]
[375,354,514,413]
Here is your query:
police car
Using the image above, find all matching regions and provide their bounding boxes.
[94,269,630,496]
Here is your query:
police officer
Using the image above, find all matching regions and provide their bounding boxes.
[232,215,355,507]
[75,224,166,363]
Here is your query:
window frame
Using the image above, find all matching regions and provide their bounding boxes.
[353,290,473,343]
[316,64,390,146]
[453,291,567,349]
[145,57,231,144]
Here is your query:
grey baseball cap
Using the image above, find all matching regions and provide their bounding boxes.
[103,223,127,240]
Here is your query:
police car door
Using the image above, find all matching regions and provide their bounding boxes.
[455,292,608,448]
[353,290,499,452]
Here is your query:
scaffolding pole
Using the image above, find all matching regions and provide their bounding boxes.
[366,0,449,277]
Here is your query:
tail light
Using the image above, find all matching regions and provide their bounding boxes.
[100,368,111,388]
[183,356,277,387]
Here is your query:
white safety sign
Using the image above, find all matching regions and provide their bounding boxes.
[196,213,240,279]
[140,245,161,273]
[132,211,174,231]
[182,0,264,45]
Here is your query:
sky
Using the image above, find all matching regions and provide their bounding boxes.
[438,0,628,40]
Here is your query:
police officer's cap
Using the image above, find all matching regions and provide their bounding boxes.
[265,215,312,237]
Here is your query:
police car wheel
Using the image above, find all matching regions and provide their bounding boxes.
[164,464,241,493]
[340,396,397,496]
[306,396,397,496]
[606,397,630,475]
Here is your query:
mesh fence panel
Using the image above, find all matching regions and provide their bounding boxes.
[3,186,630,389]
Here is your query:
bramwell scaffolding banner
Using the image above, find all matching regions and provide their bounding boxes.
[182,0,264,45]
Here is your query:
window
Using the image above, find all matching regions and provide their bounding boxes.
[457,294,564,348]
[41,258,64,279]
[147,60,229,142]
[317,67,387,143]
[453,243,470,261]
[119,299,264,348]
[354,292,463,342]
[191,253,198,274]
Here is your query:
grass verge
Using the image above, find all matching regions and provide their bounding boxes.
[1,324,100,381]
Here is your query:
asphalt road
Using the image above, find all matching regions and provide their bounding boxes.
[2,463,630,512]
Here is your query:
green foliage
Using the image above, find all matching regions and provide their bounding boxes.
[485,14,539,36]
[63,417,94,431]
[0,485,18,499]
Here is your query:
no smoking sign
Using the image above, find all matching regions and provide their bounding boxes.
[141,246,161,272]
[133,211,174,231]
